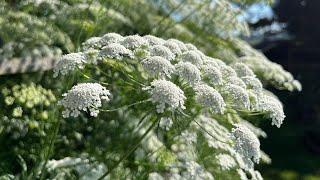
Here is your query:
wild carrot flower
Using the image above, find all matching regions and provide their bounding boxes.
[58,83,111,118]
[194,84,225,114]
[141,56,175,78]
[175,62,201,85]
[143,79,186,113]
[230,124,261,167]
[53,53,87,78]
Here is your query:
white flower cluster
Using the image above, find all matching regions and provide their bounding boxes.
[230,124,261,169]
[143,79,186,113]
[53,33,293,179]
[143,35,165,45]
[215,153,237,170]
[100,33,124,46]
[231,62,256,78]
[179,50,203,67]
[176,130,197,145]
[58,83,111,118]
[241,120,267,138]
[194,84,225,114]
[225,76,247,89]
[167,39,188,52]
[141,56,175,78]
[220,65,237,78]
[148,45,175,61]
[223,84,250,109]
[192,116,266,173]
[201,64,223,86]
[175,62,201,85]
[82,37,102,50]
[232,38,301,92]
[53,53,87,78]
[256,94,285,128]
[241,76,263,92]
[98,43,133,60]
[120,35,148,49]
[163,41,182,56]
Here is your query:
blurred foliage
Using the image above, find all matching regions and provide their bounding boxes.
[0,0,300,91]
[0,80,57,175]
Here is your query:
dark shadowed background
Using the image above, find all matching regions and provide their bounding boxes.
[252,0,320,179]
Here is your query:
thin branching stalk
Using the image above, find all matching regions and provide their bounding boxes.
[98,118,159,180]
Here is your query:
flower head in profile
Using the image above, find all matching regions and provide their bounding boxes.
[241,76,263,92]
[231,62,256,78]
[230,124,261,169]
[143,35,165,45]
[58,83,111,118]
[185,43,197,51]
[194,84,225,114]
[143,79,186,113]
[82,37,102,50]
[163,41,182,56]
[100,33,124,46]
[257,94,285,128]
[167,39,188,52]
[225,76,247,89]
[53,53,87,78]
[120,35,147,49]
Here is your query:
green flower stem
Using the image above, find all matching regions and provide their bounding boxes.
[193,120,232,145]
[77,69,109,85]
[39,113,61,180]
[98,119,159,180]
[116,61,146,87]
[175,110,232,144]
[97,99,148,112]
[95,66,139,88]
[76,0,94,51]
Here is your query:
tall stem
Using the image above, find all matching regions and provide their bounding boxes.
[98,119,158,180]
[39,113,61,180]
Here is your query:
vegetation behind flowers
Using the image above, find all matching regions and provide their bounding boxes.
[0,0,303,179]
